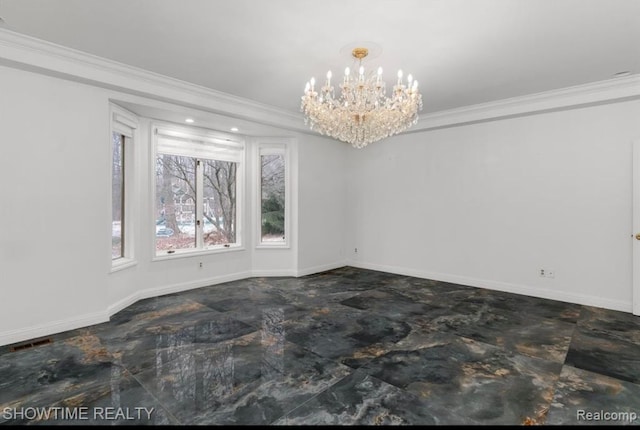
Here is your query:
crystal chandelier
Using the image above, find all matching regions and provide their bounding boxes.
[301,47,423,149]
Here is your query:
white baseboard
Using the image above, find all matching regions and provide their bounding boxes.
[348,260,633,313]
[0,310,109,347]
[250,269,298,277]
[296,261,348,277]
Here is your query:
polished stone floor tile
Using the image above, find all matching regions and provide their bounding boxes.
[134,331,352,425]
[422,301,576,363]
[380,276,486,306]
[495,294,583,324]
[442,287,582,324]
[0,334,116,418]
[100,314,257,375]
[321,266,407,285]
[2,368,178,425]
[564,326,640,385]
[1,267,639,426]
[339,289,446,321]
[297,273,373,293]
[276,369,476,425]
[546,365,640,425]
[178,279,313,328]
[97,297,225,342]
[284,305,412,368]
[577,305,640,344]
[271,278,364,309]
[109,294,207,323]
[359,333,560,425]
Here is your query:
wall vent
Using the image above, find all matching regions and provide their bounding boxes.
[9,338,52,352]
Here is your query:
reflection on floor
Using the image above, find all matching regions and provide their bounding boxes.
[1,267,639,425]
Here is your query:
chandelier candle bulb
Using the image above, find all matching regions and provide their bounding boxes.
[301,46,423,148]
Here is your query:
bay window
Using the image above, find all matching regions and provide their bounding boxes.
[154,124,244,256]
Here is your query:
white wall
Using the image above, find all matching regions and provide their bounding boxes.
[0,66,111,340]
[348,100,640,312]
[297,135,349,274]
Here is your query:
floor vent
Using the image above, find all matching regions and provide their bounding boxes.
[9,338,52,352]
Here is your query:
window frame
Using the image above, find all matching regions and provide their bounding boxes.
[151,122,245,260]
[256,140,290,249]
[109,103,138,272]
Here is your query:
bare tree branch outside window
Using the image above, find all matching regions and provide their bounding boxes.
[155,154,237,252]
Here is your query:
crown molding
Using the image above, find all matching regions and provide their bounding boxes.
[415,74,640,131]
[0,28,638,136]
[0,28,307,133]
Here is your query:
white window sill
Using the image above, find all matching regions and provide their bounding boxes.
[110,258,137,273]
[256,243,290,250]
[152,245,245,262]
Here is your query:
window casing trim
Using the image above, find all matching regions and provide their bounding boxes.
[255,140,290,249]
[151,122,245,257]
[109,103,138,272]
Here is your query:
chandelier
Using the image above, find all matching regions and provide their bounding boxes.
[301,47,423,149]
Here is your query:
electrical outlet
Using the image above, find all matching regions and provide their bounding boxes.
[199,262,203,268]
[354,248,358,254]
[539,268,555,278]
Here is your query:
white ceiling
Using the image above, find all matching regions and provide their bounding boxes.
[1,0,639,116]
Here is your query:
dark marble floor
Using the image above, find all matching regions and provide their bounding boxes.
[1,267,639,426]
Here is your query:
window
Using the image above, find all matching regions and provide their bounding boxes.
[257,143,289,247]
[110,104,138,270]
[154,124,244,256]
[112,132,125,259]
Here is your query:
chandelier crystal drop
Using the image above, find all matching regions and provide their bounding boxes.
[301,47,423,149]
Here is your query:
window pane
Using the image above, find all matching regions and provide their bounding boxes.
[203,159,237,246]
[155,154,196,253]
[260,154,285,242]
[112,133,124,259]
